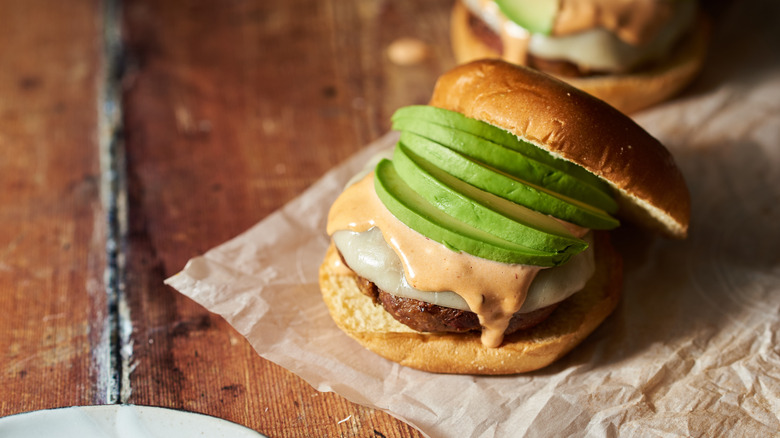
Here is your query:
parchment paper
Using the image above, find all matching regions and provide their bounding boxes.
[165,2,780,436]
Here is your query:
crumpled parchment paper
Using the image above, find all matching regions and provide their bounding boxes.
[165,2,780,436]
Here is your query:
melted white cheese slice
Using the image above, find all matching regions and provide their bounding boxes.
[333,227,595,313]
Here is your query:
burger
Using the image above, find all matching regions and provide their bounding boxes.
[450,0,708,113]
[319,60,690,374]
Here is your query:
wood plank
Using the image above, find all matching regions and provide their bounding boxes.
[0,0,108,414]
[121,0,453,435]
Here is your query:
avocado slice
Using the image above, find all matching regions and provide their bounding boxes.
[392,105,609,194]
[392,118,618,214]
[392,144,587,254]
[374,159,572,267]
[494,0,560,35]
[398,132,619,230]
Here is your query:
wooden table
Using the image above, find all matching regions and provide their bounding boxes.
[1,0,455,435]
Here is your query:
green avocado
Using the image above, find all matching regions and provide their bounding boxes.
[373,159,572,267]
[392,118,618,214]
[391,105,610,194]
[392,144,587,254]
[494,0,560,35]
[398,132,619,230]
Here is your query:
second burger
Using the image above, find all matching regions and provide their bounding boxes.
[451,0,708,113]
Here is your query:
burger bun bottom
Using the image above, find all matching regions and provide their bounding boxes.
[318,232,623,375]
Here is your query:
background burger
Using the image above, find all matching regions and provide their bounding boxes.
[319,60,690,374]
[451,0,708,113]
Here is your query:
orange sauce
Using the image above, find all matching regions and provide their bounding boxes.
[554,0,674,45]
[328,173,544,348]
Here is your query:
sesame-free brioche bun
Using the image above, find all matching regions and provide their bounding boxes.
[319,59,690,375]
[429,59,691,239]
[319,232,622,375]
[450,1,709,114]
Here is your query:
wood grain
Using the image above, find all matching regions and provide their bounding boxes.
[0,0,108,413]
[121,0,454,436]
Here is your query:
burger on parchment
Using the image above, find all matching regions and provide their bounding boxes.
[319,60,690,375]
[450,0,708,113]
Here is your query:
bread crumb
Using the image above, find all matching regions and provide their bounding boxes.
[387,38,429,66]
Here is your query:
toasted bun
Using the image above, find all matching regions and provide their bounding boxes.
[319,232,622,374]
[429,59,691,239]
[450,1,709,114]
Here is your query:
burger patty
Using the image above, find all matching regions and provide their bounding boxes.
[353,269,559,335]
[466,10,601,77]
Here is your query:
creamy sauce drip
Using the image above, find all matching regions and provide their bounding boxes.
[501,21,531,65]
[329,173,552,348]
[480,0,532,65]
